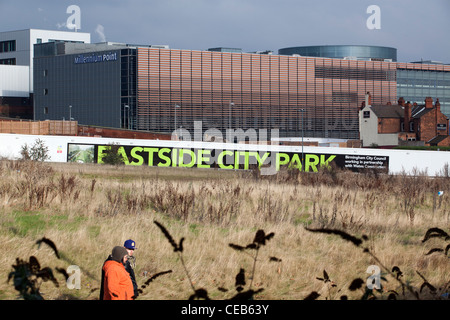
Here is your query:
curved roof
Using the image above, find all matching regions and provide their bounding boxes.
[278,45,397,62]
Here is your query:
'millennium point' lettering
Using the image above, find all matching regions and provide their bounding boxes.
[74,52,117,64]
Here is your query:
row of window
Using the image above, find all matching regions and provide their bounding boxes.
[0,58,16,65]
[0,40,16,53]
[397,78,450,87]
[315,65,396,81]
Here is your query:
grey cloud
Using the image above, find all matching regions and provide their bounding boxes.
[1,0,449,63]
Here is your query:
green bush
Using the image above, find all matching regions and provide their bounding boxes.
[99,143,127,165]
[20,139,50,162]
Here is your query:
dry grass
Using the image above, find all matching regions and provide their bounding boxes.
[0,159,449,300]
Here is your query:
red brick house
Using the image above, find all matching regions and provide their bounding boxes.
[360,93,450,147]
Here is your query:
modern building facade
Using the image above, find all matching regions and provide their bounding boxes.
[34,42,132,128]
[135,47,397,139]
[278,45,450,121]
[396,62,450,118]
[32,39,450,141]
[0,64,30,118]
[0,29,91,91]
[0,29,90,119]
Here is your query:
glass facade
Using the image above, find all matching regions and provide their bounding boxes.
[397,67,450,118]
[137,48,397,139]
[120,48,137,129]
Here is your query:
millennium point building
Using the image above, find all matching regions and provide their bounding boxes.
[278,45,450,128]
[33,41,450,140]
[136,46,397,139]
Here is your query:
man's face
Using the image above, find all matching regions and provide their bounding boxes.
[126,248,134,256]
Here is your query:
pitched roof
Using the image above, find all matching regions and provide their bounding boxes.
[370,104,404,118]
[411,105,433,119]
[369,103,441,120]
[428,135,449,145]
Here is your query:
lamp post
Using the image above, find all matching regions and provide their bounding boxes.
[299,108,305,166]
[124,105,129,129]
[229,102,234,142]
[229,102,234,131]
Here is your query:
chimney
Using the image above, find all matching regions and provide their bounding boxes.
[425,97,433,109]
[435,98,441,113]
[398,97,405,106]
[360,101,365,110]
[404,102,411,132]
[365,92,372,107]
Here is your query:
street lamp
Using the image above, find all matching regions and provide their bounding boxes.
[229,102,234,131]
[229,102,234,142]
[298,108,305,166]
[228,102,235,142]
[124,105,129,129]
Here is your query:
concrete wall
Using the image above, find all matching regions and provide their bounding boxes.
[0,133,449,176]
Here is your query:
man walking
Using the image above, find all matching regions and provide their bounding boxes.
[102,246,134,300]
[123,239,139,299]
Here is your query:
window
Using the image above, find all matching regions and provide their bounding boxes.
[0,58,16,65]
[36,38,42,44]
[0,40,16,53]
[43,107,48,115]
[333,92,358,104]
[409,122,414,131]
[363,111,370,118]
[43,69,48,77]
[44,89,48,95]
[315,65,395,81]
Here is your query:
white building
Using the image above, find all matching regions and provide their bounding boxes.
[359,103,402,147]
[0,65,29,97]
[0,29,90,92]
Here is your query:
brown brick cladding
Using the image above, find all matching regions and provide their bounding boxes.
[136,48,397,139]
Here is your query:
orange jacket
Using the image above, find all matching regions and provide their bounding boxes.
[102,260,135,300]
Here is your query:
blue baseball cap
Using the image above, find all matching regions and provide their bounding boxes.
[124,239,137,250]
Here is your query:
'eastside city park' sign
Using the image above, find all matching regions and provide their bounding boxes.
[67,143,389,173]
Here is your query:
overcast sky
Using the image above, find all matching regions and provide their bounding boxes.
[1,0,449,63]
